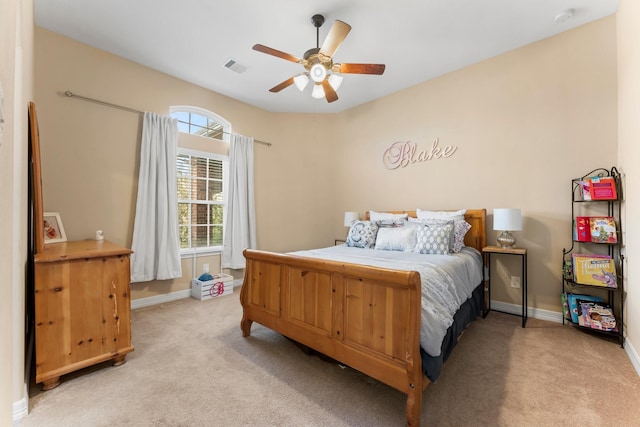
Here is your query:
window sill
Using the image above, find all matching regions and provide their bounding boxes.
[180,248,223,259]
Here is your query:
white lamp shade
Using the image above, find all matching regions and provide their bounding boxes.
[328,74,343,91]
[344,211,359,227]
[493,208,522,231]
[311,84,325,99]
[293,74,309,91]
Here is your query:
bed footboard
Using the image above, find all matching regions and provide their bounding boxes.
[240,249,425,426]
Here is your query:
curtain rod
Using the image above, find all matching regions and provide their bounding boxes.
[62,91,272,147]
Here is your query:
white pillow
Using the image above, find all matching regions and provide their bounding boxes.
[374,226,416,252]
[369,211,409,222]
[416,208,467,221]
[414,221,454,255]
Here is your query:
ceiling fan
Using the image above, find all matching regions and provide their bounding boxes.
[252,14,386,103]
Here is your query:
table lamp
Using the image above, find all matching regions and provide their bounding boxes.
[344,211,359,227]
[493,208,522,248]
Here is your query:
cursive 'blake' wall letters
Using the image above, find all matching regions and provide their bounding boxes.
[382,138,457,170]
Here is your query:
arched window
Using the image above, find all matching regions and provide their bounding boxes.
[170,107,230,253]
[170,106,231,142]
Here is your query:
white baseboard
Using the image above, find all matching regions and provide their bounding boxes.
[130,280,242,310]
[13,384,28,423]
[490,300,563,323]
[131,289,192,310]
[625,337,640,378]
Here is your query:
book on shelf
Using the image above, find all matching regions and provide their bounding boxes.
[566,293,603,324]
[589,176,617,200]
[561,293,571,321]
[562,260,573,281]
[572,254,617,288]
[577,300,598,327]
[576,180,592,201]
[574,216,591,242]
[577,301,617,332]
[589,217,617,243]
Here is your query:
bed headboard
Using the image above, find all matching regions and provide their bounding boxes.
[364,209,487,252]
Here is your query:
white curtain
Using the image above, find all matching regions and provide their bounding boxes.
[222,134,256,269]
[130,112,182,282]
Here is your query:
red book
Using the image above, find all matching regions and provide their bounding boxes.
[589,176,617,200]
[575,217,590,242]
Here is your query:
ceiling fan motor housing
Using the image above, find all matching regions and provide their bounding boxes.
[303,47,333,82]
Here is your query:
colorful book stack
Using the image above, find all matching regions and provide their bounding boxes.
[563,293,617,332]
[572,216,617,243]
[575,176,617,201]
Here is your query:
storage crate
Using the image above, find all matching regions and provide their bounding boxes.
[191,274,234,300]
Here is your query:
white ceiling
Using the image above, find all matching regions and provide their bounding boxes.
[34,0,619,114]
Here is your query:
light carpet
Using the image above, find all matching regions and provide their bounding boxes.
[19,291,640,426]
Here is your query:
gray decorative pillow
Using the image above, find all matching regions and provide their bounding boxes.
[374,226,417,252]
[414,221,454,255]
[346,220,379,249]
[409,218,471,253]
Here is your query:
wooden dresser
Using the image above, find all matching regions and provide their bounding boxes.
[34,239,134,390]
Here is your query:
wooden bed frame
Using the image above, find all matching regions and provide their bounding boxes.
[240,209,486,426]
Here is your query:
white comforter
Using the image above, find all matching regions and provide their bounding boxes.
[289,245,483,357]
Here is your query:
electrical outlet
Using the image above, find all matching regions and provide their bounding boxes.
[203,264,209,273]
[511,276,521,289]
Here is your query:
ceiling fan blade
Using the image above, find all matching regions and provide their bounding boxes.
[321,80,338,103]
[335,63,386,75]
[319,20,351,58]
[253,44,302,63]
[269,77,295,93]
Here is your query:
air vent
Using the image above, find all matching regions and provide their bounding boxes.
[224,59,248,74]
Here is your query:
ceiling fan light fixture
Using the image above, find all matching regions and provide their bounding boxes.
[310,63,327,83]
[293,74,309,91]
[311,84,325,99]
[328,74,343,91]
[253,14,385,103]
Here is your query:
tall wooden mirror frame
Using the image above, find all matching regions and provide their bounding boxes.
[29,101,45,254]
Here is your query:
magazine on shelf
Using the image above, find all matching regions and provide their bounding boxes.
[589,176,617,200]
[572,254,617,288]
[578,301,617,331]
[566,293,602,324]
[589,217,617,243]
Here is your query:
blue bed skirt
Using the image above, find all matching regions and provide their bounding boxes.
[421,283,484,382]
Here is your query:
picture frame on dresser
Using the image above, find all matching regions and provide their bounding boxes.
[43,212,67,244]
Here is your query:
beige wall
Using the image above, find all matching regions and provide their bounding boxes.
[34,17,618,316]
[35,28,340,299]
[617,0,639,364]
[1,0,33,422]
[332,16,618,312]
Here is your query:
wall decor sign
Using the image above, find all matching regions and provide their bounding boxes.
[383,138,457,170]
